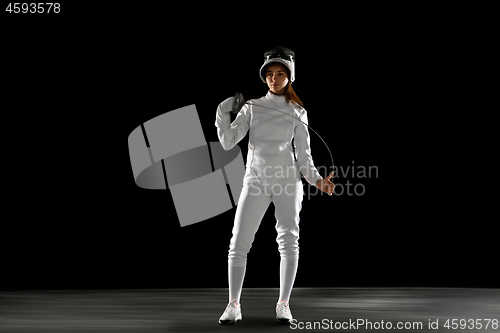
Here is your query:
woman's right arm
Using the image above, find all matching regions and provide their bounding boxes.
[215,97,250,150]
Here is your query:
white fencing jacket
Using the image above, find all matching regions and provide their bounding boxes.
[215,91,323,188]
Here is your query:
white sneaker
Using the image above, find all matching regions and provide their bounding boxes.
[218,300,242,325]
[276,300,293,324]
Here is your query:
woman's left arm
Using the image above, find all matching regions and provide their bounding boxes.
[294,110,334,196]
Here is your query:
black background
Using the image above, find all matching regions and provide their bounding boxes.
[2,4,493,290]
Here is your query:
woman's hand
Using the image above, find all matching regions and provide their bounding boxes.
[316,172,335,196]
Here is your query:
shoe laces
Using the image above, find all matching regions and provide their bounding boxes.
[224,300,240,314]
[276,300,290,314]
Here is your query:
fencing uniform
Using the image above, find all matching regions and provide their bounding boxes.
[215,91,322,268]
[217,46,325,326]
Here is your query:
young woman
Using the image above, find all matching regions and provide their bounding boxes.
[215,46,334,325]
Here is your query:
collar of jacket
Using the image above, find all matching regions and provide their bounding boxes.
[264,91,306,118]
[265,90,287,103]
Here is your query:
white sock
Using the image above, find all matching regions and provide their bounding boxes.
[229,264,246,304]
[278,259,298,302]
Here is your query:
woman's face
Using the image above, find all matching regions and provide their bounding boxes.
[266,63,289,95]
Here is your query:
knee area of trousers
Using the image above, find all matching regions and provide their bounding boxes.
[229,240,253,256]
[228,246,251,265]
[277,239,299,256]
[276,229,299,244]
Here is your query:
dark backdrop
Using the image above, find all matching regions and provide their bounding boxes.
[2,5,493,290]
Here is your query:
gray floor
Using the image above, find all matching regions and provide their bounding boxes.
[1,288,499,332]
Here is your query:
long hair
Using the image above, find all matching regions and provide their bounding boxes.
[284,82,304,107]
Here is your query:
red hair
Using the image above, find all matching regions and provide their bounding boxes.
[284,82,304,108]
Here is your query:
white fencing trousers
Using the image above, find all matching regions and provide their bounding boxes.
[228,176,303,267]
